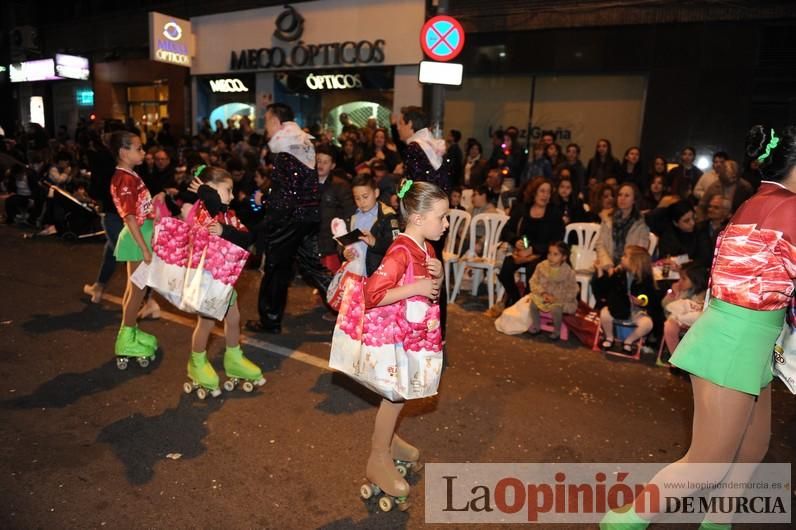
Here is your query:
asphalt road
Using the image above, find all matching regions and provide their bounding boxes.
[0,225,793,529]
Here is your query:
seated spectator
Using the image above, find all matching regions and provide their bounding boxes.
[657,200,697,260]
[693,194,730,269]
[463,139,488,188]
[449,186,465,211]
[528,241,579,340]
[658,262,708,366]
[594,183,649,273]
[640,174,666,212]
[584,183,616,224]
[698,159,753,219]
[586,138,621,183]
[371,160,396,204]
[692,151,728,200]
[553,175,588,225]
[619,146,646,191]
[545,143,565,175]
[666,146,702,199]
[485,167,511,212]
[3,164,37,225]
[593,245,658,353]
[493,177,564,313]
[337,138,364,177]
[363,128,401,173]
[520,141,552,185]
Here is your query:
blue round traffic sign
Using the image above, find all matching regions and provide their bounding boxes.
[420,15,465,62]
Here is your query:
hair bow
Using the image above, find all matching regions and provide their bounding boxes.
[397,179,414,199]
[758,129,779,162]
[193,164,207,178]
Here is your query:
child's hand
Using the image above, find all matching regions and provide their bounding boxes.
[253,190,263,205]
[414,278,439,301]
[188,176,203,193]
[143,249,153,265]
[343,247,358,261]
[426,257,443,278]
[208,221,223,236]
[359,230,376,247]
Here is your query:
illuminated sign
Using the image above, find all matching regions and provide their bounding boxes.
[209,78,249,93]
[55,54,90,80]
[149,12,193,67]
[230,5,385,71]
[76,89,94,106]
[10,59,60,82]
[305,73,362,90]
[30,96,45,126]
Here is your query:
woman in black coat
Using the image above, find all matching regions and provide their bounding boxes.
[496,177,565,308]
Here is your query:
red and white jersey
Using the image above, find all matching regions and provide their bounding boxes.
[110,167,154,225]
[710,182,796,310]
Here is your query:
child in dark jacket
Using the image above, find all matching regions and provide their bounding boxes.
[342,174,400,276]
[592,244,658,353]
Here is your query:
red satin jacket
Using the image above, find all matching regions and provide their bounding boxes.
[364,234,436,308]
[710,182,796,310]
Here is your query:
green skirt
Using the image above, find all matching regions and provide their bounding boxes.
[115,219,154,262]
[671,298,785,396]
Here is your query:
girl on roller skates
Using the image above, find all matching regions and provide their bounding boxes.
[361,180,448,508]
[601,127,796,529]
[185,167,265,398]
[109,131,162,368]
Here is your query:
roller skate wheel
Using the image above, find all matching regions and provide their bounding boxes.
[360,484,374,500]
[223,380,236,392]
[254,377,267,387]
[116,357,129,370]
[242,381,254,393]
[395,464,408,477]
[378,496,393,512]
[196,388,208,400]
[210,388,222,398]
[183,382,194,394]
[137,357,150,368]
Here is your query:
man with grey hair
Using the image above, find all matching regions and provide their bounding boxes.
[698,159,753,219]
[694,194,731,269]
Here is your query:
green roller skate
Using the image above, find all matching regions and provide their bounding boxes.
[184,351,221,399]
[115,326,156,370]
[134,326,158,350]
[222,345,266,392]
[599,504,649,530]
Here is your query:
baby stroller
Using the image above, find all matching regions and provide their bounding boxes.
[36,181,104,241]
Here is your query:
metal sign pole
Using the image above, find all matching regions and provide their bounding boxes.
[429,0,449,139]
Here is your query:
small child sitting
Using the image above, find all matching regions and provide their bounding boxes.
[528,241,579,340]
[593,245,658,353]
[658,262,708,366]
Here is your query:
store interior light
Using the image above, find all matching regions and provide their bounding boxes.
[498,51,506,58]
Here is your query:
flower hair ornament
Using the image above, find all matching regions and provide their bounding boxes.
[758,128,780,162]
[397,179,414,199]
[193,164,207,178]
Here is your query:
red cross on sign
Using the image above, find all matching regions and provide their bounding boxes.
[420,15,465,62]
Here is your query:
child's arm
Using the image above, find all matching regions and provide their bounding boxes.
[364,249,435,308]
[123,214,152,263]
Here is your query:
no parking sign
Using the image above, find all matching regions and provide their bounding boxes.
[420,15,465,62]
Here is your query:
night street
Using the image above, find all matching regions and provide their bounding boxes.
[1,226,793,529]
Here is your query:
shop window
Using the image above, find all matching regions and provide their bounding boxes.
[326,101,391,140]
[209,102,256,130]
[128,83,169,132]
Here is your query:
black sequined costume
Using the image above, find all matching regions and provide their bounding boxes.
[255,152,331,330]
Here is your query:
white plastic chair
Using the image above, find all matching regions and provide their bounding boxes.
[648,232,658,257]
[565,222,601,306]
[442,209,471,300]
[450,212,509,308]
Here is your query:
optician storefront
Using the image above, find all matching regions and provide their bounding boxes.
[189,0,425,136]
